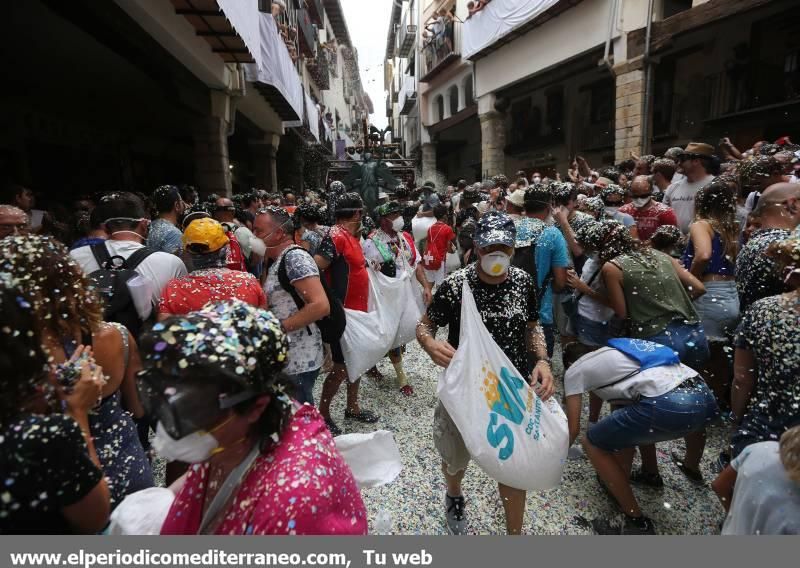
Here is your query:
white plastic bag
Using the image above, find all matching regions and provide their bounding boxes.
[392,273,425,350]
[437,281,569,491]
[334,430,403,489]
[108,487,175,535]
[341,269,405,382]
[445,251,461,274]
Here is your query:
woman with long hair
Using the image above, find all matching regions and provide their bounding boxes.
[141,300,367,535]
[0,280,110,533]
[0,235,153,509]
[683,179,741,406]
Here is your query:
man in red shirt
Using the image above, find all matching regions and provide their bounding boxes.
[422,204,456,287]
[158,218,265,318]
[314,193,378,435]
[619,175,678,242]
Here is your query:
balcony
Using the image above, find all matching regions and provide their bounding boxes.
[307,0,325,26]
[307,47,331,90]
[397,8,417,59]
[421,19,461,83]
[297,8,317,58]
[399,75,417,115]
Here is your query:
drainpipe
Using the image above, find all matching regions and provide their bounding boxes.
[599,0,619,72]
[640,0,655,154]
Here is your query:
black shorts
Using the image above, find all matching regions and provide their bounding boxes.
[329,339,346,365]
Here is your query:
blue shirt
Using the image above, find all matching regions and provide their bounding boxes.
[515,218,569,325]
[146,218,183,255]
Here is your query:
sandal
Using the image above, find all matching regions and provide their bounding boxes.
[344,409,380,423]
[324,418,342,437]
[630,467,664,488]
[671,450,704,484]
[366,367,384,380]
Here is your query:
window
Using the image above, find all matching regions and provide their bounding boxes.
[436,95,445,122]
[464,74,474,105]
[661,0,693,20]
[588,80,613,124]
[448,85,459,116]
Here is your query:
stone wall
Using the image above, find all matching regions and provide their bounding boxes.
[614,65,645,163]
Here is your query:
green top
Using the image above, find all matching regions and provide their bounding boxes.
[612,250,699,338]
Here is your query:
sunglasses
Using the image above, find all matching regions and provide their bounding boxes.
[137,370,255,439]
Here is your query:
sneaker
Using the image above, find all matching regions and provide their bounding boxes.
[399,384,414,397]
[591,515,656,535]
[445,494,467,535]
[630,467,664,488]
[324,418,342,437]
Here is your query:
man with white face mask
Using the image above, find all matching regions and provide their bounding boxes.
[417,211,555,535]
[619,175,678,242]
[362,201,432,396]
[70,191,187,308]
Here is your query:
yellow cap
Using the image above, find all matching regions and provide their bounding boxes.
[182,218,229,253]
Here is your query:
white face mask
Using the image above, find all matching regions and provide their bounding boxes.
[605,206,620,216]
[632,197,650,209]
[152,422,221,464]
[532,177,541,184]
[391,217,404,233]
[480,251,511,277]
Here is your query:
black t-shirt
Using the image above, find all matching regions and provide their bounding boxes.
[736,228,791,313]
[426,264,539,376]
[0,414,103,534]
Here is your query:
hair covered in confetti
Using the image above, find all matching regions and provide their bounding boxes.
[579,219,648,264]
[0,235,103,339]
[780,425,800,484]
[140,299,289,392]
[694,178,740,262]
[767,237,800,290]
[600,183,627,200]
[0,278,49,426]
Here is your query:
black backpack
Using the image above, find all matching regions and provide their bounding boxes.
[511,224,553,304]
[276,246,346,344]
[88,243,156,337]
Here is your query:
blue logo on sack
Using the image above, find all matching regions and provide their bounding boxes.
[481,363,542,461]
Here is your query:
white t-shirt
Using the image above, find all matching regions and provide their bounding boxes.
[723,441,800,535]
[70,240,187,306]
[577,256,615,322]
[564,346,696,401]
[264,247,323,376]
[663,174,715,233]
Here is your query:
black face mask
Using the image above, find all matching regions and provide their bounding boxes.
[137,369,255,440]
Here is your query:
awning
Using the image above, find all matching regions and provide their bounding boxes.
[244,12,304,123]
[171,0,255,63]
[463,0,563,60]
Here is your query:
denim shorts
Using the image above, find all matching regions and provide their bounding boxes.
[576,314,622,348]
[644,320,710,370]
[693,280,740,341]
[586,379,719,452]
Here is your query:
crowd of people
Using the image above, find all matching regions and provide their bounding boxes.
[0,134,799,535]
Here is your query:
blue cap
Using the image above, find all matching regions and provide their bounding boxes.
[474,211,516,249]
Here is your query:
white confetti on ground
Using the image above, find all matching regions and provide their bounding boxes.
[153,338,730,535]
[323,340,728,535]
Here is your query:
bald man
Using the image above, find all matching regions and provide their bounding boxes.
[212,197,265,271]
[754,182,800,230]
[736,182,800,312]
[0,205,28,239]
[619,175,678,241]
